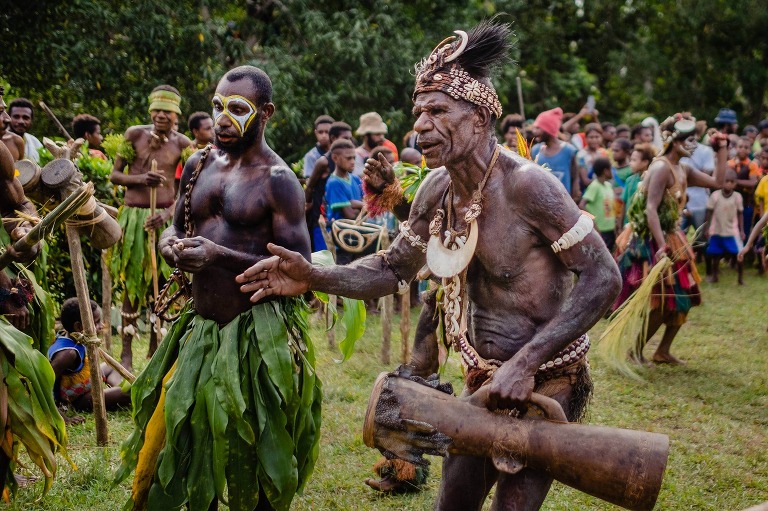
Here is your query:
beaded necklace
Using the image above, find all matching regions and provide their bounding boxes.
[426,144,501,364]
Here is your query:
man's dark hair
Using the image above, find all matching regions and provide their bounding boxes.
[152,84,180,96]
[60,297,100,333]
[222,66,272,106]
[601,121,615,131]
[329,121,352,140]
[613,137,632,153]
[314,115,334,128]
[72,114,101,139]
[188,111,212,133]
[501,114,524,134]
[592,157,612,177]
[8,98,34,118]
[330,139,355,153]
[743,125,758,136]
[630,124,649,140]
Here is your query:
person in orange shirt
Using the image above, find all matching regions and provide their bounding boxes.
[728,136,761,239]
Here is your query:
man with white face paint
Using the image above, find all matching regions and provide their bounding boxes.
[115,66,319,511]
[109,85,193,370]
[612,114,728,365]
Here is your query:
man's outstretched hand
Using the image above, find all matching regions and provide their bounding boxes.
[236,243,313,302]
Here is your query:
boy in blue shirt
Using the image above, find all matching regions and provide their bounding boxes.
[325,138,364,222]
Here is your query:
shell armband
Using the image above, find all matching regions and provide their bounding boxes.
[551,214,593,253]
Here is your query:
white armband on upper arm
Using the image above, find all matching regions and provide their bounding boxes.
[551,214,594,253]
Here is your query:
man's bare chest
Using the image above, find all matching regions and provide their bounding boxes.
[189,168,270,226]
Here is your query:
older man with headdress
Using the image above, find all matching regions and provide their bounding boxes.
[237,20,621,510]
[609,114,728,365]
[109,85,193,370]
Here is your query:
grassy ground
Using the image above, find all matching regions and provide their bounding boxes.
[7,263,768,510]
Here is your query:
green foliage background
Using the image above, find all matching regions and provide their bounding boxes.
[2,1,767,165]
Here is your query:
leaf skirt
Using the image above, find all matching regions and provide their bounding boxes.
[115,298,322,511]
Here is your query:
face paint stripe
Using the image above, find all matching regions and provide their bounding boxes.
[212,94,258,136]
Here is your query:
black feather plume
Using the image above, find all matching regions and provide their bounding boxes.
[454,19,514,79]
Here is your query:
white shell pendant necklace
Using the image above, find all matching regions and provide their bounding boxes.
[427,144,501,364]
[427,144,501,278]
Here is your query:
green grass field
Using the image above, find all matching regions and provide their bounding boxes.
[7,263,768,510]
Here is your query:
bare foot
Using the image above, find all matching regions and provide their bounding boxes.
[63,414,86,426]
[14,474,40,487]
[365,476,406,493]
[705,275,718,283]
[652,353,686,365]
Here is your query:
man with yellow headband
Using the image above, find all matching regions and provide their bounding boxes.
[236,21,621,510]
[109,84,193,371]
[116,67,319,511]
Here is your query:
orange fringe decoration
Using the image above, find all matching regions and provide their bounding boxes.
[372,457,417,481]
[363,178,404,217]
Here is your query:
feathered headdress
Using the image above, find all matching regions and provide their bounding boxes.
[414,20,513,118]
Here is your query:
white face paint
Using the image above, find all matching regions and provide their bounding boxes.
[212,94,258,136]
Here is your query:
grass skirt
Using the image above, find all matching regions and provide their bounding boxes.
[0,226,55,352]
[108,206,171,308]
[613,227,701,325]
[0,317,68,497]
[115,298,322,511]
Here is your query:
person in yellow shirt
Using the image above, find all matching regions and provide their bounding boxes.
[754,149,768,216]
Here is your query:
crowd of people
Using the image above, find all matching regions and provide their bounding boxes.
[0,17,765,510]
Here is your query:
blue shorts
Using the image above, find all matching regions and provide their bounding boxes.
[706,235,739,256]
[312,226,327,252]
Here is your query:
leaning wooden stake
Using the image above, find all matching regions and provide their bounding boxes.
[100,250,112,350]
[98,347,135,383]
[66,224,109,445]
[399,290,411,364]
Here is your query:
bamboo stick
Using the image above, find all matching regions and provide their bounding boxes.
[66,224,108,445]
[147,160,161,356]
[0,183,93,270]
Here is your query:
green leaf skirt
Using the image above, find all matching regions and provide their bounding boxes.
[107,206,171,308]
[116,298,322,511]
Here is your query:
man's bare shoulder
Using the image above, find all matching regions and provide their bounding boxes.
[125,125,151,141]
[503,152,567,200]
[171,130,192,148]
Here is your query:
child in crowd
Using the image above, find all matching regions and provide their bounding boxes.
[48,298,131,415]
[728,136,760,237]
[620,143,655,226]
[705,169,744,284]
[611,138,633,187]
[580,157,616,250]
[577,123,609,188]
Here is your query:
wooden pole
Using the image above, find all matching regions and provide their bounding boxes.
[38,101,73,140]
[399,290,411,364]
[317,216,337,350]
[98,347,135,383]
[66,225,108,445]
[379,230,392,365]
[516,76,525,118]
[101,250,112,351]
